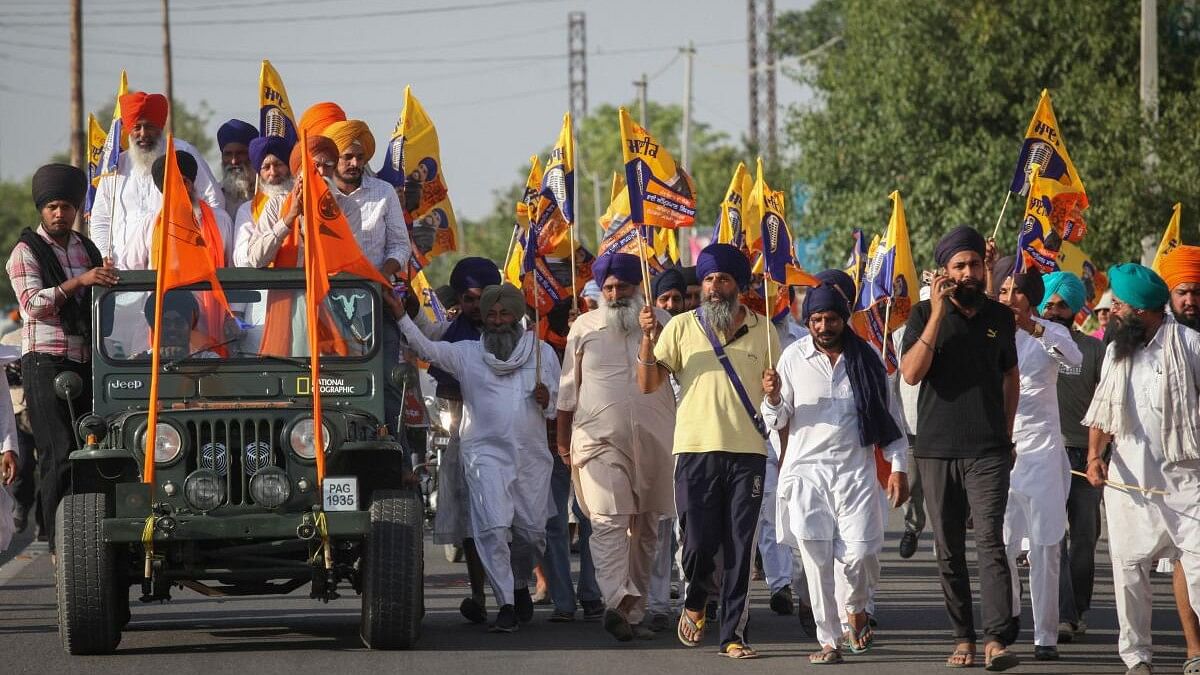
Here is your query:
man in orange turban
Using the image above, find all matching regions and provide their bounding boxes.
[298,102,346,139]
[1160,245,1200,332]
[90,91,224,269]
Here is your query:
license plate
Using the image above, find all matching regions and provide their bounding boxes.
[323,476,358,512]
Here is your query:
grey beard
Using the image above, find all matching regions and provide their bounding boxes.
[602,294,644,333]
[260,177,293,197]
[482,324,523,361]
[701,294,738,334]
[128,137,165,174]
[221,165,255,202]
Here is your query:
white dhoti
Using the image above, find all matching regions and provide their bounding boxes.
[1004,446,1070,646]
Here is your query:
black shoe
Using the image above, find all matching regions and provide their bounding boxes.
[1124,662,1151,675]
[798,601,817,637]
[603,608,633,642]
[705,600,718,622]
[460,595,487,624]
[898,529,919,559]
[1057,621,1076,644]
[514,586,534,623]
[769,585,794,616]
[490,604,518,633]
[1033,645,1059,661]
[581,599,605,621]
[647,612,671,633]
[630,622,656,640]
[548,610,575,623]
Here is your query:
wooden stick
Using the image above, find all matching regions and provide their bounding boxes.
[991,190,1012,242]
[568,217,579,313]
[763,274,774,368]
[529,270,542,385]
[880,297,894,365]
[1069,470,1169,496]
[635,227,653,305]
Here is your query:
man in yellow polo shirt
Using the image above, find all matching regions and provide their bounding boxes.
[637,243,780,659]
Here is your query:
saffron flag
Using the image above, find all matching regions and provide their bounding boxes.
[258,60,297,145]
[1016,163,1088,273]
[1152,203,1183,275]
[619,107,695,229]
[1009,89,1087,203]
[746,158,818,287]
[504,156,542,287]
[84,114,107,218]
[378,86,459,266]
[142,137,234,484]
[712,162,751,256]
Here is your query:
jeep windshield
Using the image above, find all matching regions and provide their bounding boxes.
[98,283,378,363]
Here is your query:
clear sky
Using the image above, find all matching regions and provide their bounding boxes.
[0,0,812,220]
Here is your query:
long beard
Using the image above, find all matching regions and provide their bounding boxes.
[954,279,986,308]
[1174,307,1200,332]
[260,176,294,198]
[482,324,523,361]
[1047,314,1075,330]
[128,137,165,174]
[701,292,738,335]
[1110,313,1148,361]
[221,165,255,202]
[602,294,644,333]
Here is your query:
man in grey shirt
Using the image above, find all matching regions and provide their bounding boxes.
[1038,272,1104,642]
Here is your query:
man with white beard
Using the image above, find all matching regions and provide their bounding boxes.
[993,257,1082,662]
[230,136,295,267]
[216,119,257,219]
[556,252,675,642]
[397,283,559,634]
[90,92,223,268]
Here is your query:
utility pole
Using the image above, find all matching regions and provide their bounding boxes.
[69,0,84,173]
[634,75,648,125]
[747,0,777,164]
[1141,0,1159,122]
[567,11,590,246]
[679,41,695,265]
[162,0,174,133]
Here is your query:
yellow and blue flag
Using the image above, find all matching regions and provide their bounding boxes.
[258,60,297,145]
[843,228,870,301]
[96,70,129,182]
[84,113,107,218]
[619,107,695,230]
[712,162,751,256]
[1152,203,1183,275]
[1009,89,1087,204]
[1016,163,1088,273]
[856,191,918,327]
[378,86,459,267]
[504,156,542,287]
[1055,240,1107,319]
[746,158,818,287]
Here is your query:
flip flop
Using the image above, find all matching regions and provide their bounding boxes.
[1185,656,1200,675]
[809,648,844,665]
[719,642,760,659]
[946,647,975,668]
[677,610,706,647]
[841,623,873,654]
[984,648,1019,672]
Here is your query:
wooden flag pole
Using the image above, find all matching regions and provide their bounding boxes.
[635,228,653,305]
[568,221,579,313]
[762,274,775,368]
[880,297,894,363]
[990,191,1012,242]
[529,270,542,385]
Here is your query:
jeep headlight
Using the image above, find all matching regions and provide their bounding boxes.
[249,466,292,508]
[288,418,333,460]
[139,422,183,465]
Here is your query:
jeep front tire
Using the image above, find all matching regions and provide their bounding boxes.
[56,492,121,654]
[359,489,424,649]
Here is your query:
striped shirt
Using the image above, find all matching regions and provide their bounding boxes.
[5,225,94,362]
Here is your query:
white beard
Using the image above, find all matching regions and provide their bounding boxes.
[701,293,738,335]
[260,177,293,197]
[128,137,165,174]
[601,294,645,333]
[221,165,254,202]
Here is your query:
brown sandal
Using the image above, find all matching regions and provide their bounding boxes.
[810,647,844,664]
[719,642,760,659]
[946,644,975,668]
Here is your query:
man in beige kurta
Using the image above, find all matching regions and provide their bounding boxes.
[556,252,676,642]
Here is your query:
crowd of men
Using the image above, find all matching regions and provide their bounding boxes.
[3,91,1200,674]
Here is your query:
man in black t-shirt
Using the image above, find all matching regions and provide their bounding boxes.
[900,225,1020,671]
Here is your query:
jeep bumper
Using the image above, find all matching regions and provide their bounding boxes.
[103,511,370,543]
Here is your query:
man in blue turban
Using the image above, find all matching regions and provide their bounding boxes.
[762,268,908,662]
[652,267,687,316]
[1035,270,1107,644]
[228,136,296,268]
[217,119,258,217]
[635,242,781,658]
[1083,263,1200,673]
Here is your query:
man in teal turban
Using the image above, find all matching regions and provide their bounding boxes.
[1037,270,1107,644]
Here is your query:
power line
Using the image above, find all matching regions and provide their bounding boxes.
[0,0,568,28]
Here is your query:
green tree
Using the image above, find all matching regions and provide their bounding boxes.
[0,179,39,305]
[436,102,746,287]
[777,0,1200,271]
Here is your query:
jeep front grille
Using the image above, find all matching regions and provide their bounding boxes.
[186,417,285,507]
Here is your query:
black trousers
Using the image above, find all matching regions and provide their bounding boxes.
[1059,446,1102,624]
[918,453,1018,646]
[676,451,765,649]
[21,353,91,553]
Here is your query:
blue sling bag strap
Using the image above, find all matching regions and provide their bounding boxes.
[694,306,768,440]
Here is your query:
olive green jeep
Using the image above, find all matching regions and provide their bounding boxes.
[55,268,422,654]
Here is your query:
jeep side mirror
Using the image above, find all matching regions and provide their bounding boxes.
[54,371,83,401]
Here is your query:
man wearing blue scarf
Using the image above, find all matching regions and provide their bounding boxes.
[761,269,908,665]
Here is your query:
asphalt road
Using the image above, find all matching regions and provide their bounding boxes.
[0,509,1190,675]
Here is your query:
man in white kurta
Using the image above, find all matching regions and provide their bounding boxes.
[995,267,1082,659]
[90,92,222,268]
[556,253,675,641]
[761,270,908,664]
[397,283,558,633]
[1084,263,1200,675]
